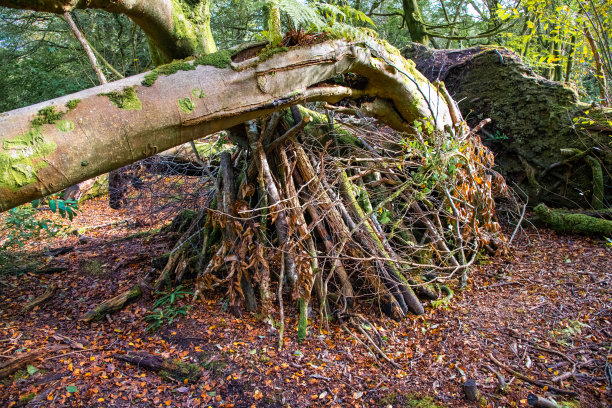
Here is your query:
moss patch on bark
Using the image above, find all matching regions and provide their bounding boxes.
[100,87,142,110]
[534,203,612,236]
[0,106,62,190]
[178,97,195,114]
[142,49,233,87]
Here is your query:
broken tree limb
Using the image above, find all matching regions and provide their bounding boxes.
[0,345,68,379]
[81,284,142,323]
[489,353,577,396]
[527,394,559,408]
[22,282,58,312]
[113,351,200,383]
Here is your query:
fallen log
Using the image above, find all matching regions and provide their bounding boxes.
[22,282,57,312]
[534,203,612,236]
[80,284,142,323]
[489,353,577,396]
[113,351,200,383]
[0,345,68,379]
[527,394,559,408]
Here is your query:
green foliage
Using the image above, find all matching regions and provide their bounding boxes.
[0,196,78,249]
[0,8,151,113]
[145,285,192,332]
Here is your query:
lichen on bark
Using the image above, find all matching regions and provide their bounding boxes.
[0,127,56,190]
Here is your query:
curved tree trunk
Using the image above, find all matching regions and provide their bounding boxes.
[0,0,215,61]
[0,39,452,212]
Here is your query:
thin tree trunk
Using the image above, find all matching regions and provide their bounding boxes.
[64,12,107,84]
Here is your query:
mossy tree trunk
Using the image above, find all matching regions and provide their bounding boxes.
[0,37,510,344]
[404,44,612,209]
[0,0,216,61]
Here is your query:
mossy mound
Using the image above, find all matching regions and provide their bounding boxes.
[404,44,612,208]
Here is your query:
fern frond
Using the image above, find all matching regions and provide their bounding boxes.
[279,0,325,29]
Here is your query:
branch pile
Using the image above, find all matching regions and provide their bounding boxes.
[155,101,508,338]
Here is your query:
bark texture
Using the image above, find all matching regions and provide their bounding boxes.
[0,40,452,212]
[404,44,612,209]
[0,0,215,60]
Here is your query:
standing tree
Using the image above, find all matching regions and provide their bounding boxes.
[0,1,507,342]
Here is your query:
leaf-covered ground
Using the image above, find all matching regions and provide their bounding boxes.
[0,197,610,407]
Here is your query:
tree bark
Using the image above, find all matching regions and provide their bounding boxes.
[0,40,453,212]
[404,44,612,208]
[0,0,213,60]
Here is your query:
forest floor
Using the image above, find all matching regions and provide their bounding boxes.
[0,196,610,408]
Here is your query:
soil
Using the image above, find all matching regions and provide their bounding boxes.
[0,197,610,407]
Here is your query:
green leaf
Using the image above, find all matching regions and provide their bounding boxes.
[66,385,78,393]
[26,365,38,375]
[49,199,56,212]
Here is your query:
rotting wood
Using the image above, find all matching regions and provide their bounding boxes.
[113,351,200,383]
[81,284,142,323]
[22,283,58,312]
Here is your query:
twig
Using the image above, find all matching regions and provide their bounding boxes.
[489,353,577,396]
[510,201,528,245]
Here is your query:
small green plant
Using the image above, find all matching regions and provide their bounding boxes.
[145,285,192,332]
[486,130,509,142]
[1,196,79,249]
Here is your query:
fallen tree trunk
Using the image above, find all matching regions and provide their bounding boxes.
[2,37,508,337]
[0,39,452,212]
[404,44,612,209]
[0,345,68,379]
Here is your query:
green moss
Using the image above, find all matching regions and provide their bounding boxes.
[378,392,445,407]
[297,298,308,343]
[100,87,142,110]
[535,203,612,235]
[65,99,81,110]
[55,120,74,132]
[13,369,27,380]
[0,127,56,190]
[141,49,234,88]
[142,60,196,87]
[257,46,289,62]
[194,49,233,69]
[19,392,36,403]
[31,106,64,127]
[159,359,200,383]
[191,88,205,99]
[560,400,580,408]
[170,0,201,53]
[178,97,195,114]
